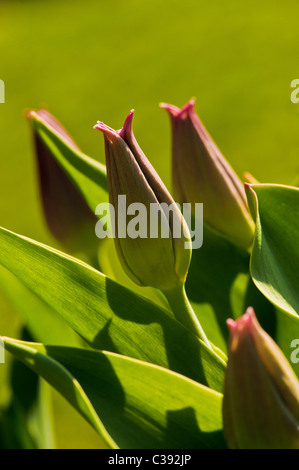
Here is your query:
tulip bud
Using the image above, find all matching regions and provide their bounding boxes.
[94,110,192,291]
[161,99,255,250]
[27,109,97,255]
[223,307,299,449]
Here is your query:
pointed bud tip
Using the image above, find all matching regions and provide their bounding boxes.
[226,318,237,331]
[227,307,256,334]
[160,98,196,118]
[93,121,106,131]
[94,111,135,141]
[25,108,47,121]
[178,98,196,116]
[25,108,35,120]
[243,306,256,329]
[26,108,80,150]
[159,102,181,117]
[118,109,135,139]
[94,121,117,137]
[25,107,52,121]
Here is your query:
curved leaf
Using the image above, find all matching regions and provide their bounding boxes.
[186,223,275,352]
[246,184,299,376]
[0,266,81,346]
[246,184,299,317]
[2,337,226,449]
[0,225,226,391]
[187,225,249,352]
[1,337,117,448]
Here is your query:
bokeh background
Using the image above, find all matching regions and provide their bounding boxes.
[1,0,299,448]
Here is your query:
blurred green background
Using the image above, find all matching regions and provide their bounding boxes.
[1,0,299,448]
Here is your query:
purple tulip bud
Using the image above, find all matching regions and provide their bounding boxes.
[27,109,97,254]
[94,111,191,291]
[161,99,255,250]
[223,307,299,449]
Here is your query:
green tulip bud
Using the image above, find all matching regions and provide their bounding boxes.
[223,307,299,449]
[94,110,191,291]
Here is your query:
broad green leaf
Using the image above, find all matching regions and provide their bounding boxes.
[187,225,249,352]
[2,337,226,449]
[0,225,226,391]
[246,184,299,317]
[0,266,81,346]
[246,184,299,376]
[0,330,38,449]
[1,337,117,448]
[186,224,275,353]
[1,328,56,449]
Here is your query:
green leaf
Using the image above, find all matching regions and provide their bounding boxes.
[186,224,275,352]
[2,337,226,449]
[246,184,299,317]
[0,225,225,391]
[0,328,56,449]
[0,266,81,346]
[246,183,299,376]
[187,225,249,352]
[0,337,38,448]
[2,337,117,448]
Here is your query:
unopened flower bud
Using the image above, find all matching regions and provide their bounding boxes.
[27,109,97,255]
[223,307,299,449]
[94,111,191,291]
[161,99,255,250]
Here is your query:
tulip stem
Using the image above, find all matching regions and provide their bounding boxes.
[163,283,213,351]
